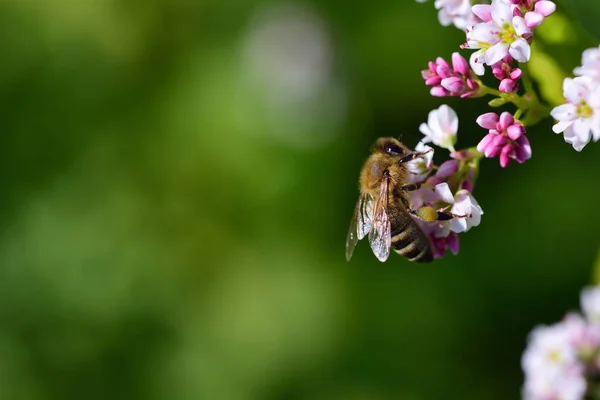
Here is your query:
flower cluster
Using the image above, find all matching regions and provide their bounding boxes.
[415,0,599,258]
[422,52,479,98]
[407,105,483,259]
[476,111,531,167]
[522,286,600,400]
[551,46,600,151]
[417,0,561,168]
[492,55,522,93]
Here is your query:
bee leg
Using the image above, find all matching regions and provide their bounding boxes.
[399,183,420,191]
[436,211,454,221]
[398,149,433,164]
[410,207,467,223]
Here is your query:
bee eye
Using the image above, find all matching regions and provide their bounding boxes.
[384,143,404,156]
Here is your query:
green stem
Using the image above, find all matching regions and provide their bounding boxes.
[514,109,524,120]
[518,62,553,126]
[519,62,538,103]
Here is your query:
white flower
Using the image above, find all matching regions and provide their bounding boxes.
[551,76,600,151]
[465,0,532,72]
[581,286,600,325]
[411,183,482,238]
[432,183,482,234]
[419,104,458,151]
[406,142,434,183]
[574,45,600,83]
[416,0,478,30]
[522,324,581,382]
[449,190,483,232]
[523,371,586,400]
[434,0,477,30]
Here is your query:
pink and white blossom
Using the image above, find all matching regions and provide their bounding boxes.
[419,105,459,151]
[522,324,581,380]
[551,76,600,151]
[464,0,532,72]
[521,287,600,400]
[431,183,482,235]
[411,182,483,238]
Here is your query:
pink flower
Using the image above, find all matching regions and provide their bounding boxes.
[476,112,531,167]
[429,232,459,259]
[491,55,522,93]
[426,159,459,187]
[422,53,479,98]
[510,0,556,28]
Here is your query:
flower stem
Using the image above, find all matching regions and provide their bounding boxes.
[514,109,523,120]
[518,62,555,126]
[519,62,538,102]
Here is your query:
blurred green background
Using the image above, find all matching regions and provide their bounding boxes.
[0,1,599,399]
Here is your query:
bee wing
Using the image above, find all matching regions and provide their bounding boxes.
[345,193,375,261]
[368,176,391,262]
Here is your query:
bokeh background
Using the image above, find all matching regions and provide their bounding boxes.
[0,0,599,399]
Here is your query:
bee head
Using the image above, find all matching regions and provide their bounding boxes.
[375,137,407,157]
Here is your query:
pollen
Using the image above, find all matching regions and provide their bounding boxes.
[576,100,593,118]
[499,23,517,44]
[548,350,562,364]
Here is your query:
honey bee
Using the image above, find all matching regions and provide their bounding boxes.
[346,137,453,263]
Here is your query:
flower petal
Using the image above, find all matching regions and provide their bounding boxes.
[451,52,470,75]
[550,103,576,122]
[498,112,515,130]
[477,132,495,152]
[508,38,531,62]
[419,122,433,137]
[512,16,531,36]
[469,51,485,76]
[472,4,492,22]
[552,119,573,134]
[485,42,510,65]
[524,12,543,29]
[535,1,556,17]
[436,159,459,178]
[435,182,455,204]
[491,0,512,25]
[476,112,499,129]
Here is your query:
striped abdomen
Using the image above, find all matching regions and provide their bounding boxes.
[390,208,433,263]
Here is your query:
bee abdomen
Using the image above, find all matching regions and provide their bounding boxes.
[391,223,433,263]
